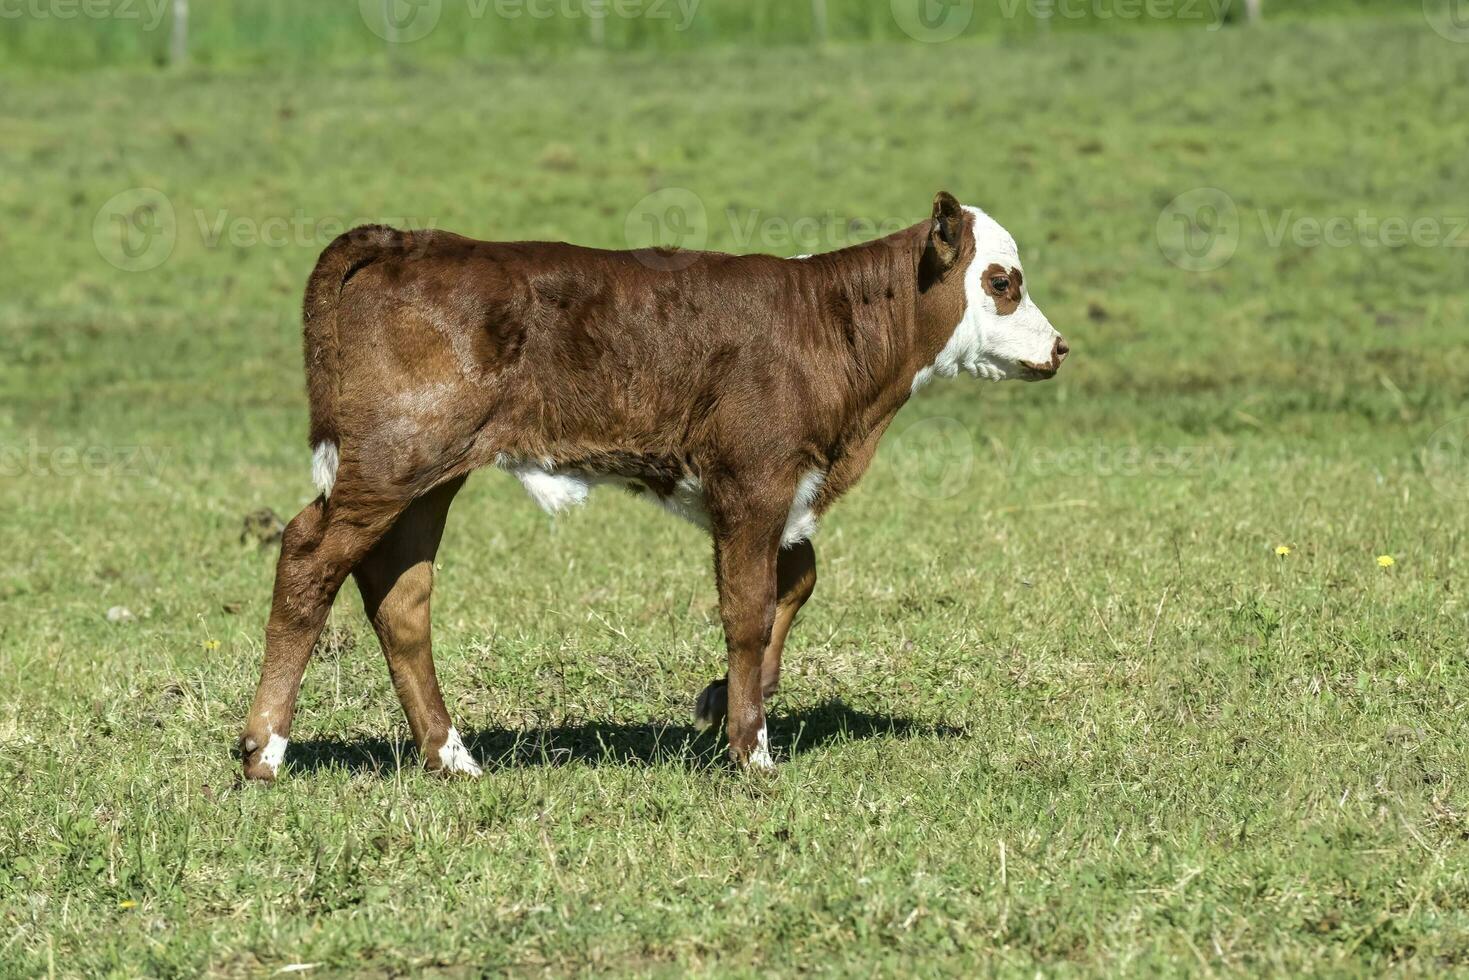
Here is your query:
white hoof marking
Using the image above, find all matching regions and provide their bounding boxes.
[747,725,775,771]
[260,732,288,776]
[438,727,483,777]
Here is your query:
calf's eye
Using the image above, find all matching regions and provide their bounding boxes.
[990,277,1010,293]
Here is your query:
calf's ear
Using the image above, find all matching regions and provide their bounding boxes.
[929,191,965,269]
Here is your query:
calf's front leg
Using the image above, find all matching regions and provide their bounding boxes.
[711,523,782,770]
[695,538,816,731]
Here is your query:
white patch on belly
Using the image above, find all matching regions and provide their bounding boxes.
[260,732,288,776]
[507,462,591,513]
[501,460,820,544]
[438,727,482,777]
[747,725,774,770]
[781,468,825,547]
[501,458,712,530]
[647,475,710,529]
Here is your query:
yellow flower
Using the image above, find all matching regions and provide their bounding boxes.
[118,900,137,910]
[1275,545,1291,557]
[203,639,220,651]
[1377,555,1395,567]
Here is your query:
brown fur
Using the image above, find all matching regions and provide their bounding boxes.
[307,206,974,507]
[980,262,1023,316]
[241,192,999,779]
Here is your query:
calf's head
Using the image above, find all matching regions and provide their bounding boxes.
[921,191,1067,384]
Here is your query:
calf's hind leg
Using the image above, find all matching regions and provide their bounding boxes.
[352,476,481,777]
[695,539,816,732]
[241,492,406,781]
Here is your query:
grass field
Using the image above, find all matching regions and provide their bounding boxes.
[0,0,1396,69]
[3,12,1469,976]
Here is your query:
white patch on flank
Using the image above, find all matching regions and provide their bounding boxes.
[260,732,288,776]
[438,727,483,777]
[747,725,775,771]
[911,205,1060,393]
[781,468,825,547]
[311,441,339,498]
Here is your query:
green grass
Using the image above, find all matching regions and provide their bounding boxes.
[3,15,1469,976]
[0,0,1403,70]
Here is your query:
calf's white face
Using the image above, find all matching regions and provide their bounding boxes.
[961,206,1066,381]
[916,202,1067,390]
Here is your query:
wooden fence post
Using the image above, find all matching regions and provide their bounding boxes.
[590,0,606,47]
[170,0,188,65]
[382,0,398,45]
[811,0,828,44]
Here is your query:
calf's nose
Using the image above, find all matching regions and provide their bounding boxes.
[1052,336,1069,364]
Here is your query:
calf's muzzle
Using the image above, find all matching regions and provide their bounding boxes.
[1021,336,1069,379]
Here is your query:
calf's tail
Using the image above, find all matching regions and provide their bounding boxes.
[301,224,404,498]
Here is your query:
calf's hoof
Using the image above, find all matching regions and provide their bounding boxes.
[424,727,483,778]
[693,679,728,732]
[239,730,288,782]
[729,725,776,773]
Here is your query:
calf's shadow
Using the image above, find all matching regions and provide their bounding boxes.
[284,699,965,778]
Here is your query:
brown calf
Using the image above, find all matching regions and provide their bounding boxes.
[239,191,1066,780]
